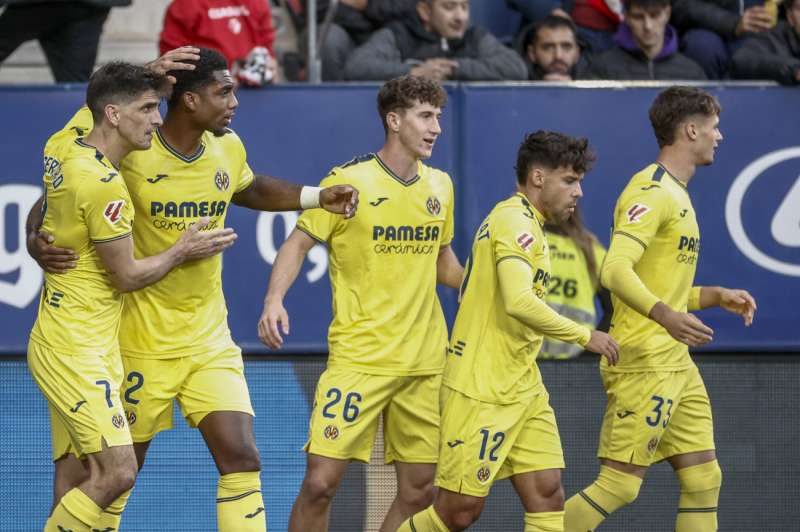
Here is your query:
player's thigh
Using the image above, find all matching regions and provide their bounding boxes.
[120,354,185,442]
[498,391,565,482]
[28,341,131,458]
[306,366,399,463]
[383,373,442,464]
[656,366,715,462]
[435,386,529,498]
[598,370,686,466]
[177,345,254,428]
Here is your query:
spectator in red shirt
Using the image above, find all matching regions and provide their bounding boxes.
[160,0,277,86]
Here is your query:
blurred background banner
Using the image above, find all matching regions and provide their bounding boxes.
[1,84,798,354]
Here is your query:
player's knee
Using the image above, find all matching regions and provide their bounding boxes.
[680,461,722,493]
[301,471,340,505]
[398,479,436,511]
[448,502,483,531]
[538,479,565,509]
[97,458,138,497]
[218,442,262,474]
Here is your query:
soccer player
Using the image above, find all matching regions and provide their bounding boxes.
[563,86,757,532]
[258,75,463,532]
[28,47,359,532]
[28,61,236,532]
[397,131,619,532]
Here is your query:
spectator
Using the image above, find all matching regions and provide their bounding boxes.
[732,0,800,85]
[314,0,416,80]
[589,0,706,80]
[672,0,776,79]
[507,0,622,53]
[344,0,528,81]
[160,0,277,87]
[522,14,591,80]
[0,0,131,82]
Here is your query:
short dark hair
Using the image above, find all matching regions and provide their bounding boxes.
[515,130,595,185]
[377,75,447,134]
[623,0,670,10]
[168,47,229,106]
[86,62,169,124]
[649,86,721,148]
[526,15,578,49]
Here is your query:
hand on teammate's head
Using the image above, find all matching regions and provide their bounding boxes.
[145,46,201,84]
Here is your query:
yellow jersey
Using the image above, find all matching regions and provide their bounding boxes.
[30,127,134,356]
[540,232,606,359]
[604,163,699,372]
[118,128,254,358]
[296,154,454,376]
[444,193,589,404]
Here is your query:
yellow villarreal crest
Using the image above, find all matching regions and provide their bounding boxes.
[214,168,231,191]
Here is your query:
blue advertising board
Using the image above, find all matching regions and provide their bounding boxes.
[1,84,798,353]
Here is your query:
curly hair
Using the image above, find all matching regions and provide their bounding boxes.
[515,130,595,185]
[377,75,447,134]
[168,47,229,107]
[649,86,722,148]
[86,61,170,124]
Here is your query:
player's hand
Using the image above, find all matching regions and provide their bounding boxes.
[584,331,620,366]
[320,184,359,219]
[258,298,290,349]
[735,6,773,36]
[177,217,237,262]
[719,288,757,326]
[651,303,714,347]
[28,231,78,273]
[145,46,200,84]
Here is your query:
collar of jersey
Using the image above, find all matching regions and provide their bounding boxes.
[74,138,118,170]
[374,153,420,187]
[655,162,689,193]
[155,128,205,163]
[515,192,545,226]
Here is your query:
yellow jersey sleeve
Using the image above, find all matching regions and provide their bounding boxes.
[232,133,255,193]
[612,186,672,250]
[295,171,344,243]
[441,177,455,247]
[492,204,538,269]
[67,160,133,243]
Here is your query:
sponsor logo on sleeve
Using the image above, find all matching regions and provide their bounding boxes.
[626,204,650,223]
[516,232,535,251]
[104,200,125,224]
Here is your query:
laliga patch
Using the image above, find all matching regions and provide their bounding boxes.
[626,203,650,223]
[103,200,125,224]
[516,232,535,252]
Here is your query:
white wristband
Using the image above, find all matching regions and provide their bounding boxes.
[300,186,321,210]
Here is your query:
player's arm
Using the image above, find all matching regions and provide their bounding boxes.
[688,285,757,326]
[436,245,464,288]
[26,194,79,273]
[231,175,359,218]
[95,218,236,293]
[498,257,619,364]
[602,235,714,346]
[258,228,318,349]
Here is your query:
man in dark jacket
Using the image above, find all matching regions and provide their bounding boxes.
[672,0,775,79]
[0,0,131,82]
[589,0,706,80]
[344,0,528,81]
[732,0,800,85]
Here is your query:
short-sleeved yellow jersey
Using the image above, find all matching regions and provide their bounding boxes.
[605,163,700,372]
[118,128,254,358]
[540,233,606,359]
[30,126,134,356]
[444,193,552,404]
[296,154,454,376]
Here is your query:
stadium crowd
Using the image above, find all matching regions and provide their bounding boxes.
[0,0,798,85]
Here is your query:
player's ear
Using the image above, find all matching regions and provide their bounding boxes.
[183,91,199,112]
[386,111,401,134]
[685,121,698,141]
[529,167,545,187]
[104,104,120,127]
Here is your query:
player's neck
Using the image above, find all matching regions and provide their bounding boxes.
[656,148,695,186]
[520,185,547,221]
[376,145,419,182]
[159,116,204,158]
[83,127,128,169]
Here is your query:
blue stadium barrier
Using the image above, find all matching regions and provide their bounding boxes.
[1,84,798,355]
